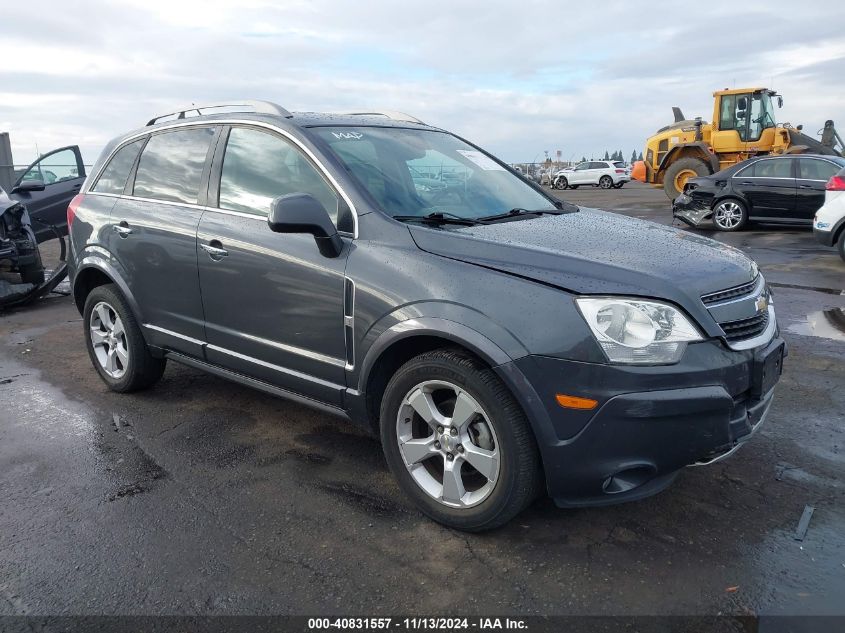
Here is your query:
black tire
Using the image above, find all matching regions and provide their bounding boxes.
[663,157,711,200]
[599,175,613,189]
[83,284,166,392]
[712,198,748,232]
[613,182,625,189]
[555,176,568,190]
[837,229,845,263]
[380,348,543,532]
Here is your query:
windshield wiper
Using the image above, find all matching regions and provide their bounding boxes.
[476,208,562,223]
[392,212,482,226]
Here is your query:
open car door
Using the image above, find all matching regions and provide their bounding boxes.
[10,145,85,243]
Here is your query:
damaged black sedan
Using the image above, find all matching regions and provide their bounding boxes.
[674,154,845,231]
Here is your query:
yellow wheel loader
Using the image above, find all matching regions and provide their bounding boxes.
[631,88,843,199]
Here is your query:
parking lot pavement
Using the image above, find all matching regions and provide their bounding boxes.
[1,184,844,617]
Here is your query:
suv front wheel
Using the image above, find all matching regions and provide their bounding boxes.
[83,284,166,392]
[380,348,542,531]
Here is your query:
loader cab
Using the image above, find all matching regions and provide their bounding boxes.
[711,89,779,153]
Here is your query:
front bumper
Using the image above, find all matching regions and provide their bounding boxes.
[499,337,784,507]
[672,193,712,227]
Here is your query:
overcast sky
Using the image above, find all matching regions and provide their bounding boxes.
[1,0,843,166]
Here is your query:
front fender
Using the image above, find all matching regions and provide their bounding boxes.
[356,315,516,393]
[354,300,530,392]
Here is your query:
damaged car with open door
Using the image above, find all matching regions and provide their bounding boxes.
[10,145,86,241]
[0,145,83,308]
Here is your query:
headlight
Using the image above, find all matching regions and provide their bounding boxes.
[575,297,703,364]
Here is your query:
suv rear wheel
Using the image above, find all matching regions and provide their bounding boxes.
[83,284,166,392]
[599,175,613,189]
[380,348,542,531]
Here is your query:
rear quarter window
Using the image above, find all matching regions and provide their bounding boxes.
[798,158,840,181]
[133,127,216,204]
[92,139,144,195]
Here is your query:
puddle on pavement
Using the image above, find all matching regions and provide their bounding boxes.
[787,308,845,342]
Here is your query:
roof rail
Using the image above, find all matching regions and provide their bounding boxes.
[146,100,293,126]
[342,110,425,125]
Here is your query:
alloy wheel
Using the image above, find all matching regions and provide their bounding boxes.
[600,176,612,189]
[714,201,744,229]
[89,301,129,379]
[396,380,500,508]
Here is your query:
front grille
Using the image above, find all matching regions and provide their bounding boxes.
[701,277,759,305]
[719,311,769,342]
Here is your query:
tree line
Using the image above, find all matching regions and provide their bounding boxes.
[577,150,644,163]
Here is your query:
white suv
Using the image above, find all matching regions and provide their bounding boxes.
[813,166,845,262]
[551,161,630,190]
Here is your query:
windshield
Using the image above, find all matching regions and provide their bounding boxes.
[313,127,557,220]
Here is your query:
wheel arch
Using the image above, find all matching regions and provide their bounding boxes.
[657,143,719,181]
[831,215,845,245]
[355,318,516,434]
[72,256,142,323]
[712,194,750,213]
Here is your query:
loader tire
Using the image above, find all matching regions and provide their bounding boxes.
[663,158,711,200]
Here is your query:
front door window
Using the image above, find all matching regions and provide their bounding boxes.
[20,148,80,185]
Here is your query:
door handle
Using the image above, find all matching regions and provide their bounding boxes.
[113,221,133,237]
[739,181,755,186]
[798,184,814,189]
[201,241,228,260]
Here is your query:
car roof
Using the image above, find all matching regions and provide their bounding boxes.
[140,111,441,133]
[713,153,845,177]
[107,110,447,154]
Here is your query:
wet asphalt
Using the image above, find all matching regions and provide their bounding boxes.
[1,182,843,618]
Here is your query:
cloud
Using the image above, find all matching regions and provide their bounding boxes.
[0,0,842,166]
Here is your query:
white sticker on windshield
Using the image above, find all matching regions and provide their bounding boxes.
[456,150,505,171]
[332,131,364,140]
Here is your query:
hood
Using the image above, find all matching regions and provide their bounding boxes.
[0,187,16,215]
[408,209,757,325]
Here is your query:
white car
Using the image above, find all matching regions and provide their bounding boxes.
[813,165,845,262]
[551,160,630,190]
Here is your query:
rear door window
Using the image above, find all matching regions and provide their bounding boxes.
[737,159,793,178]
[133,127,215,204]
[218,126,343,228]
[754,159,793,178]
[92,139,144,194]
[798,158,840,181]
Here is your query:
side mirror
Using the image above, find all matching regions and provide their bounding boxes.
[12,179,45,194]
[267,193,343,258]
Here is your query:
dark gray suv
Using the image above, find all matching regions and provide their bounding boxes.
[67,101,785,531]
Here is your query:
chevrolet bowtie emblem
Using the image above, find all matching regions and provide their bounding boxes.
[755,294,768,313]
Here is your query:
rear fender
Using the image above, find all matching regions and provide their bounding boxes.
[72,247,143,322]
